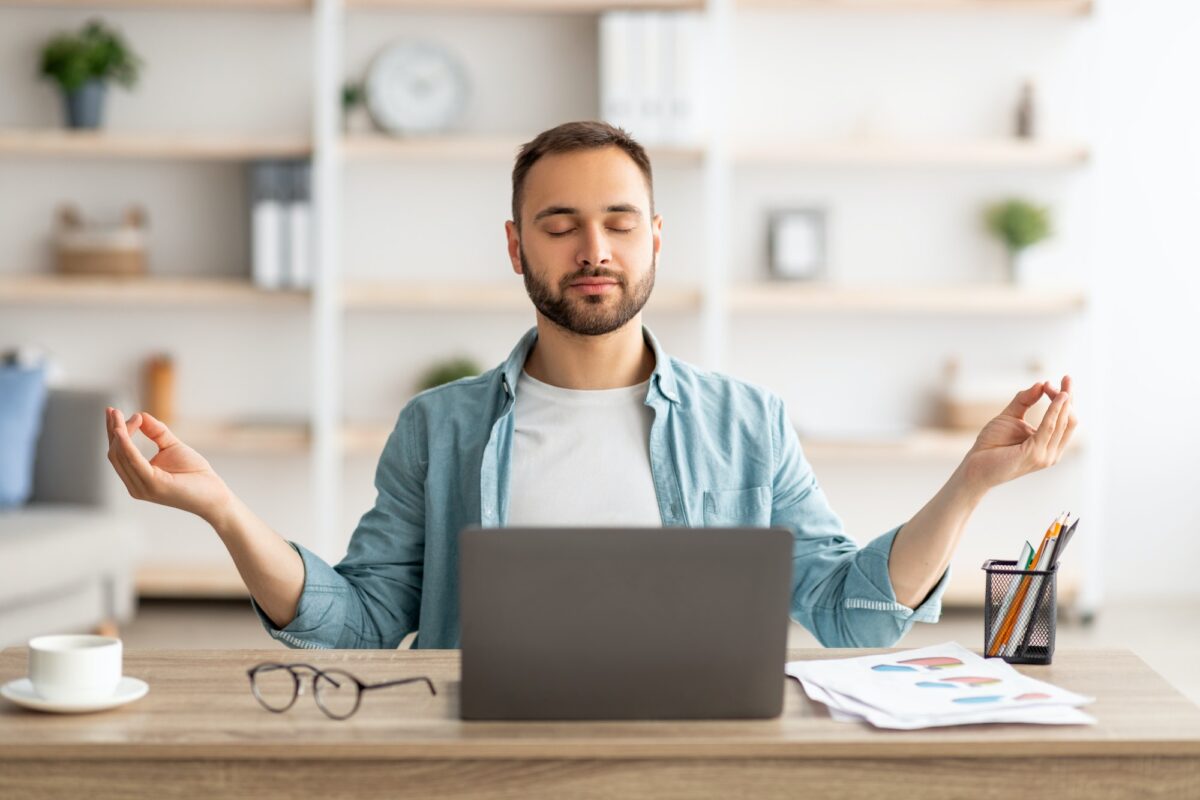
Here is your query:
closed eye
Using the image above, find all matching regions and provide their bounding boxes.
[547,228,634,237]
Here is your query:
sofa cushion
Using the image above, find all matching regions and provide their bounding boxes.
[0,364,48,508]
[0,507,141,601]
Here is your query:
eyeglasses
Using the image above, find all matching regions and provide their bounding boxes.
[247,662,436,720]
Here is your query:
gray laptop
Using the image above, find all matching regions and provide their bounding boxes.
[458,526,793,721]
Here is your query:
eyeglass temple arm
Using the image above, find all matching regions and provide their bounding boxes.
[362,676,437,695]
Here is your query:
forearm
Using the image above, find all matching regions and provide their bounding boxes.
[205,495,305,629]
[888,461,988,608]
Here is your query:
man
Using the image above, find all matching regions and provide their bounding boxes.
[105,121,1077,649]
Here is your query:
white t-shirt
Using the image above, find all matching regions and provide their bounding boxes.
[507,370,663,527]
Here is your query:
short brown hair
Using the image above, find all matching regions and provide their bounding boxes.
[511,120,654,230]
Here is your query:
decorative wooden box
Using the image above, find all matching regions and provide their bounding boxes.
[55,205,147,276]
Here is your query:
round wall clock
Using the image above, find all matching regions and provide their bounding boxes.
[365,40,469,135]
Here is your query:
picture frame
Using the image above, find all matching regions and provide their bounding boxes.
[768,208,827,280]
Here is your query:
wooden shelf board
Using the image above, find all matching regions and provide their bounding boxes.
[0,274,309,307]
[739,0,1092,14]
[343,422,1079,460]
[0,129,311,161]
[172,420,312,454]
[346,0,705,11]
[801,428,979,460]
[342,280,703,312]
[342,422,392,455]
[728,283,1087,314]
[136,563,249,599]
[803,426,1084,460]
[734,139,1089,167]
[341,134,705,165]
[0,0,306,7]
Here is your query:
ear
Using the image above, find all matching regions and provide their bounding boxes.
[651,213,663,258]
[505,220,523,275]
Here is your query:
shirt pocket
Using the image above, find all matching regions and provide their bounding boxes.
[702,486,772,527]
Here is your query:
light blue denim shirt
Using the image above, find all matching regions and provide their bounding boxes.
[253,326,948,649]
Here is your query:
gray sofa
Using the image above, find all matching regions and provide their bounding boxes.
[0,388,141,648]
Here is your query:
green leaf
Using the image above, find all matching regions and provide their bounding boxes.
[39,18,143,92]
[417,357,483,392]
[984,199,1053,252]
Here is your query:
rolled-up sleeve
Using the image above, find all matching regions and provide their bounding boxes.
[251,404,428,649]
[770,396,949,647]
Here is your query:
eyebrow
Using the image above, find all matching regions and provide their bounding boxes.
[532,204,643,223]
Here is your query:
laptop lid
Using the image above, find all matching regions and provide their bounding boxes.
[459,526,793,721]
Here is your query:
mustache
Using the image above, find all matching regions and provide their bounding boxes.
[560,268,626,288]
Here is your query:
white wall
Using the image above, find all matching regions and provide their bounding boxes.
[1086,0,1200,600]
[3,1,1198,601]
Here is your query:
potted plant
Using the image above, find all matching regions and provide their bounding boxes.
[984,199,1053,285]
[341,80,373,135]
[417,356,482,392]
[40,19,143,130]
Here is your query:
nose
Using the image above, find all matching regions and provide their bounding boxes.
[576,223,613,269]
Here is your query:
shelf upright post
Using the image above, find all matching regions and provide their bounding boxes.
[312,0,344,563]
[701,0,733,371]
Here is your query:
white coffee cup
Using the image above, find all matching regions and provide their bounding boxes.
[28,635,122,703]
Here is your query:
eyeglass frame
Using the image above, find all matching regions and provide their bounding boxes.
[246,661,437,720]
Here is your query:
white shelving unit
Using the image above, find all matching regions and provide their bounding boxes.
[0,0,1097,606]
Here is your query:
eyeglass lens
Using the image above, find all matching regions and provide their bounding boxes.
[313,669,360,719]
[252,664,299,712]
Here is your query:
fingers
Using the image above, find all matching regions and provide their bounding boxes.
[138,411,181,450]
[1043,374,1072,401]
[106,408,155,498]
[1000,381,1046,419]
[1050,399,1078,458]
[1032,391,1071,465]
[107,424,141,497]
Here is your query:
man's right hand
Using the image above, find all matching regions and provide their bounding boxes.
[105,407,234,525]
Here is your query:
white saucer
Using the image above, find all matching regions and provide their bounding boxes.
[1,677,149,714]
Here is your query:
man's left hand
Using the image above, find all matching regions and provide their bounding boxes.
[959,375,1078,493]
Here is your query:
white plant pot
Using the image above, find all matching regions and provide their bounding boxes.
[1007,246,1052,287]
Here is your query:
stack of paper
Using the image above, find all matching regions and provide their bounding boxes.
[785,642,1096,729]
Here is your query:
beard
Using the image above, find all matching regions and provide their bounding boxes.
[520,246,656,337]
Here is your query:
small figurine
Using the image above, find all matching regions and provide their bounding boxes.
[1015,80,1037,139]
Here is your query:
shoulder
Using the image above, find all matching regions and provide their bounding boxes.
[399,365,504,431]
[667,356,783,419]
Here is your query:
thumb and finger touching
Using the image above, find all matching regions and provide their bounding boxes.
[1000,381,1046,419]
[138,410,182,450]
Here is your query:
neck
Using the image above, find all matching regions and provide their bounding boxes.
[523,315,655,390]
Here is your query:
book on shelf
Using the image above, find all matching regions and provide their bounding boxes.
[249,159,312,292]
[599,11,708,148]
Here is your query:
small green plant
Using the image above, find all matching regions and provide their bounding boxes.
[417,357,482,392]
[984,199,1053,253]
[40,19,143,93]
[341,82,364,111]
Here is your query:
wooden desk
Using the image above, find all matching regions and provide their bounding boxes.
[2,647,1198,799]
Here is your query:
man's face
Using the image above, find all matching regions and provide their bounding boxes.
[506,147,662,337]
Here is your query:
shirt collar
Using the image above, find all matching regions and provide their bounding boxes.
[499,325,680,405]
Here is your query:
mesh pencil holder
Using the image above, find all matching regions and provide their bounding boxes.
[982,559,1058,665]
